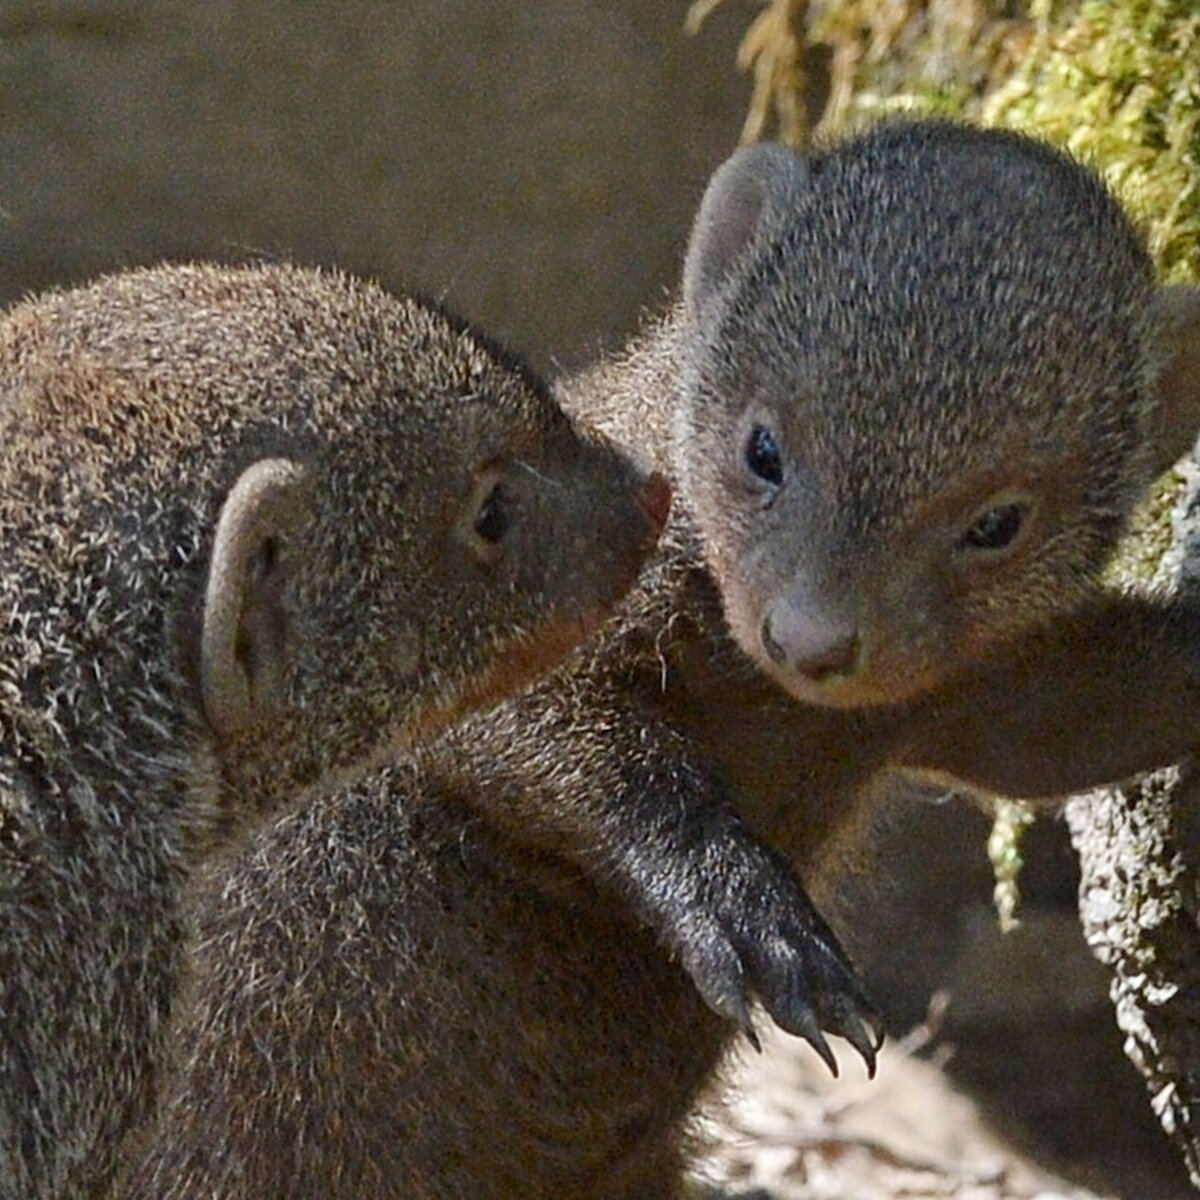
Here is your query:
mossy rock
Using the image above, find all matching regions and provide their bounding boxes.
[702,1,1198,283]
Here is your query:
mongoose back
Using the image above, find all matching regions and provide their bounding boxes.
[0,262,668,1198]
[129,124,1200,1198]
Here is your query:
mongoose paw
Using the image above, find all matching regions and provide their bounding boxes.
[670,851,882,1077]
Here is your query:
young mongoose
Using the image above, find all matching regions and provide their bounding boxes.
[128,123,1200,1199]
[0,261,672,1199]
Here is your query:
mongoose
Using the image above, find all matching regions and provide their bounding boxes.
[127,123,1200,1199]
[0,261,673,1199]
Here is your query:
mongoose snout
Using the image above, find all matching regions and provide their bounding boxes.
[759,603,860,682]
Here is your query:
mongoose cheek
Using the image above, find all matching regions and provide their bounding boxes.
[540,473,663,599]
[553,468,670,605]
[400,447,668,747]
[449,430,664,604]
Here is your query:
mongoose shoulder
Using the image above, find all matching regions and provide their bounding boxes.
[0,261,665,1198]
[128,122,1200,1199]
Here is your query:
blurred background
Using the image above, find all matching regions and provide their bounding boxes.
[3,3,1196,1197]
[0,0,756,374]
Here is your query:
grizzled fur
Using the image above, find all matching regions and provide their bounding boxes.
[0,263,662,1198]
[675,124,1157,706]
[129,124,1200,1198]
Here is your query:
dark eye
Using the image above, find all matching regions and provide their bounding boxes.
[745,424,783,486]
[962,503,1026,551]
[473,483,511,544]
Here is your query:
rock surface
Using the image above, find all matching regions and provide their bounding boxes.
[1064,452,1200,1188]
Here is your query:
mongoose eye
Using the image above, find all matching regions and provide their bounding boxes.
[473,483,511,545]
[745,425,783,486]
[961,503,1026,552]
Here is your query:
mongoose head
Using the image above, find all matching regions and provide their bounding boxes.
[676,121,1200,709]
[0,264,666,812]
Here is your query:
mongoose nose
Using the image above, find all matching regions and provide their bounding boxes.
[760,608,859,681]
[760,617,788,666]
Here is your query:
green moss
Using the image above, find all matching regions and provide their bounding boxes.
[1106,468,1187,587]
[988,798,1036,933]
[982,1,1200,284]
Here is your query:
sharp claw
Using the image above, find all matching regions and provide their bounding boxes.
[792,1007,838,1078]
[679,931,756,1039]
[838,1011,878,1078]
[721,988,755,1043]
[707,984,761,1051]
[692,963,756,1042]
[867,1007,887,1053]
[822,990,883,1074]
[742,1017,762,1054]
[846,992,886,1053]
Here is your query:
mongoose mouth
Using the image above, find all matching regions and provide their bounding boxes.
[634,471,673,537]
[753,643,951,712]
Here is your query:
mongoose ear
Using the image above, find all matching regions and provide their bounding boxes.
[201,459,312,741]
[1146,286,1200,474]
[683,143,811,319]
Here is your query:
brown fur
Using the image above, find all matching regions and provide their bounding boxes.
[0,262,662,1198]
[128,124,1200,1198]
